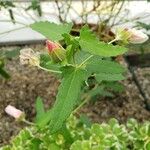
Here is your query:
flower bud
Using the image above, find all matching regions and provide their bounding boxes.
[115,28,149,44]
[46,40,66,63]
[5,105,25,121]
[19,48,40,66]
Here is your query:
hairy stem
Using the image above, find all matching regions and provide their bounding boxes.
[38,65,62,74]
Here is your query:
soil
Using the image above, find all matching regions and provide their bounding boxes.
[135,67,150,104]
[125,53,150,67]
[0,45,150,147]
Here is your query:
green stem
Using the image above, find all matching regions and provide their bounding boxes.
[72,84,98,115]
[38,65,62,74]
[108,38,118,44]
[72,95,90,115]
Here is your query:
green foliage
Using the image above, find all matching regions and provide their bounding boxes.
[26,0,42,16]
[35,97,45,123]
[4,48,20,59]
[95,73,124,82]
[28,22,128,134]
[49,66,87,133]
[87,81,124,100]
[0,48,20,79]
[40,53,61,73]
[86,59,125,74]
[0,60,10,79]
[30,21,73,41]
[2,116,150,150]
[79,26,127,57]
[136,22,150,31]
[86,58,125,82]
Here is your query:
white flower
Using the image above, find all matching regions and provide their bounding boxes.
[115,28,149,44]
[127,28,149,44]
[19,48,40,66]
[5,105,25,120]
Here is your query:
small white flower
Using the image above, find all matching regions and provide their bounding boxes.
[115,28,149,44]
[5,105,25,120]
[127,28,149,44]
[19,48,40,66]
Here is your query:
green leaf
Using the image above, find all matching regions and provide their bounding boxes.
[41,61,61,73]
[40,54,61,73]
[74,50,92,65]
[86,59,125,75]
[136,21,150,30]
[79,114,92,128]
[89,86,114,99]
[49,66,87,133]
[35,97,45,123]
[30,21,73,41]
[48,143,60,150]
[4,48,20,58]
[36,109,52,127]
[95,73,125,82]
[63,33,80,63]
[79,26,127,57]
[103,81,124,93]
[0,68,10,79]
[40,53,51,63]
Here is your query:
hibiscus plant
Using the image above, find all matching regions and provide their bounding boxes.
[2,22,149,149]
[23,22,128,133]
[6,22,149,133]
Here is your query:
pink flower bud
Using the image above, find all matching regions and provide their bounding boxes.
[46,40,66,62]
[5,105,25,120]
[46,40,60,53]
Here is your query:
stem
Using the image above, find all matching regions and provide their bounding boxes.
[72,84,98,115]
[85,80,89,87]
[108,38,118,44]
[73,95,90,115]
[78,55,93,68]
[22,119,35,126]
[38,65,62,74]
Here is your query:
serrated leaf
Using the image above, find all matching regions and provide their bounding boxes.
[86,59,125,75]
[95,73,125,82]
[49,66,87,133]
[35,97,45,123]
[79,26,127,57]
[30,21,73,41]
